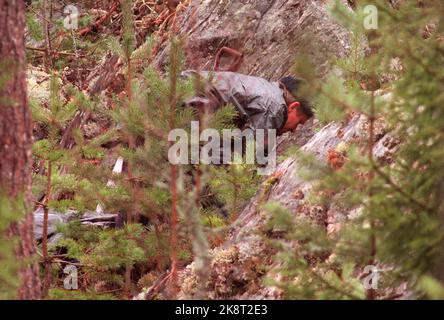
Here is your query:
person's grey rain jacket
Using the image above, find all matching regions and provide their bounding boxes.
[182,71,288,132]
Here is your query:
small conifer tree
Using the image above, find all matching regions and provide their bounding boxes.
[266,0,444,299]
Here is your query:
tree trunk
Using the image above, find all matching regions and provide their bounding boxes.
[0,0,41,300]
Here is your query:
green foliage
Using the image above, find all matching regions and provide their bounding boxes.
[418,276,444,300]
[23,1,259,299]
[312,75,347,123]
[266,0,444,299]
[0,196,26,299]
[207,104,238,131]
[38,36,226,298]
[26,12,43,41]
[48,288,116,300]
[57,222,159,288]
[264,201,365,299]
[201,209,227,229]
[209,163,260,217]
[24,0,115,70]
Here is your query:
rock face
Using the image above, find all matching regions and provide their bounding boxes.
[150,0,382,299]
[157,0,352,78]
[33,208,67,244]
[140,0,400,300]
[176,113,397,299]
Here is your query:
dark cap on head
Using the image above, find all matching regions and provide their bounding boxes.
[279,76,314,119]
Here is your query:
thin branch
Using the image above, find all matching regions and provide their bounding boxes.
[43,0,53,71]
[26,46,82,57]
[77,1,120,37]
[371,163,435,215]
[366,90,377,300]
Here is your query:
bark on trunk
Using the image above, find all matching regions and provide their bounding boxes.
[0,0,41,300]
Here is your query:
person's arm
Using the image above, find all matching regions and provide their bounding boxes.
[213,47,244,72]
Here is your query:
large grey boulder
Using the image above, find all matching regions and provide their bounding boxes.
[156,0,352,79]
[176,113,398,299]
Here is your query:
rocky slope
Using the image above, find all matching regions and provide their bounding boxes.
[27,0,398,299]
[173,112,398,299]
[138,0,400,299]
[156,0,352,78]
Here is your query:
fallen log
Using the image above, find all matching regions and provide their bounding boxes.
[34,207,118,243]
